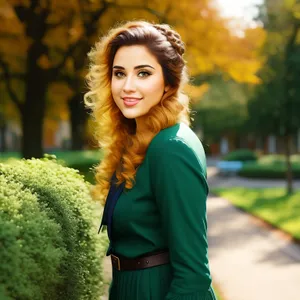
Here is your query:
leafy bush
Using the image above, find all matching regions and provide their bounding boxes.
[238,161,300,179]
[0,175,66,300]
[0,157,105,300]
[223,149,257,162]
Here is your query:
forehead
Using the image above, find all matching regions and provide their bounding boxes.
[113,45,159,67]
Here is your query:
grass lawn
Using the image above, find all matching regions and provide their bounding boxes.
[212,187,300,240]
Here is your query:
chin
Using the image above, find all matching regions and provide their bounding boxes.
[122,112,140,119]
[121,109,144,119]
[123,115,136,119]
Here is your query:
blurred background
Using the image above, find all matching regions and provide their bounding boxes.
[1,0,300,300]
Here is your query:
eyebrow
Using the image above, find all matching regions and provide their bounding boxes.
[113,64,155,70]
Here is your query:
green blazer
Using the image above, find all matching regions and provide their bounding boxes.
[103,123,216,300]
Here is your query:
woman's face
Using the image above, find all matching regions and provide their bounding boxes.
[111,45,169,120]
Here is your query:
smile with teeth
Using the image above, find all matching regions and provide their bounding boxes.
[123,97,142,101]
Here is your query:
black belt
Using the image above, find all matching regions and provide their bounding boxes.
[111,250,170,271]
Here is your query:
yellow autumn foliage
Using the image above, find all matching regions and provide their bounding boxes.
[0,0,265,126]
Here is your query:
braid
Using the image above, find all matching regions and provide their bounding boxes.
[152,24,185,56]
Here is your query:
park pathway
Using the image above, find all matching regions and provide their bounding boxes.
[207,164,300,300]
[207,194,300,300]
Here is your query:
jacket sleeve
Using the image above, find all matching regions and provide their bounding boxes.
[149,137,214,300]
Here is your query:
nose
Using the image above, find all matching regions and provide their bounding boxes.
[123,75,136,93]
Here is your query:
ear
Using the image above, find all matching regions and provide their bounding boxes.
[164,85,170,93]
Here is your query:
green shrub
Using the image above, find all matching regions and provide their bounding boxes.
[0,157,105,300]
[238,161,300,179]
[0,175,66,300]
[223,149,257,162]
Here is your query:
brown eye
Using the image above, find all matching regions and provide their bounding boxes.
[114,71,125,78]
[138,71,151,78]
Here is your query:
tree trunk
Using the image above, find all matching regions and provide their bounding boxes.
[22,86,47,158]
[21,110,45,159]
[0,122,7,152]
[68,93,88,150]
[22,43,48,159]
[284,134,293,195]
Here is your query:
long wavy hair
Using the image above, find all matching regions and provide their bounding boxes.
[84,20,191,203]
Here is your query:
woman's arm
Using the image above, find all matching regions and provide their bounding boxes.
[150,137,214,300]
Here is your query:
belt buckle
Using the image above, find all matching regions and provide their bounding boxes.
[111,254,121,270]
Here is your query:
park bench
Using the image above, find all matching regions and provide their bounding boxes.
[216,160,243,175]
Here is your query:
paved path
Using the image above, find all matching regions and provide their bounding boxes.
[207,195,300,300]
[207,165,300,300]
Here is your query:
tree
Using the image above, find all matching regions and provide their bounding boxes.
[0,1,84,157]
[192,76,250,145]
[248,0,300,194]
[0,0,264,158]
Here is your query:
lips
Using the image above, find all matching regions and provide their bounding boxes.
[122,97,142,107]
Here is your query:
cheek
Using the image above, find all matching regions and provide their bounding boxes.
[140,77,164,97]
[111,80,118,95]
[111,81,121,107]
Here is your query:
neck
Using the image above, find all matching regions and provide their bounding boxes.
[135,116,150,135]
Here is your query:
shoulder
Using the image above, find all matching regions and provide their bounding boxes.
[148,123,207,174]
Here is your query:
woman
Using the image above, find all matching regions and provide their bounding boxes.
[84,20,217,300]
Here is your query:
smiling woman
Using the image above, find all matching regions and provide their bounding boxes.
[84,21,189,192]
[84,20,217,300]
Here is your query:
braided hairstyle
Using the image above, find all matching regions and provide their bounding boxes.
[152,24,185,56]
[106,21,188,91]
